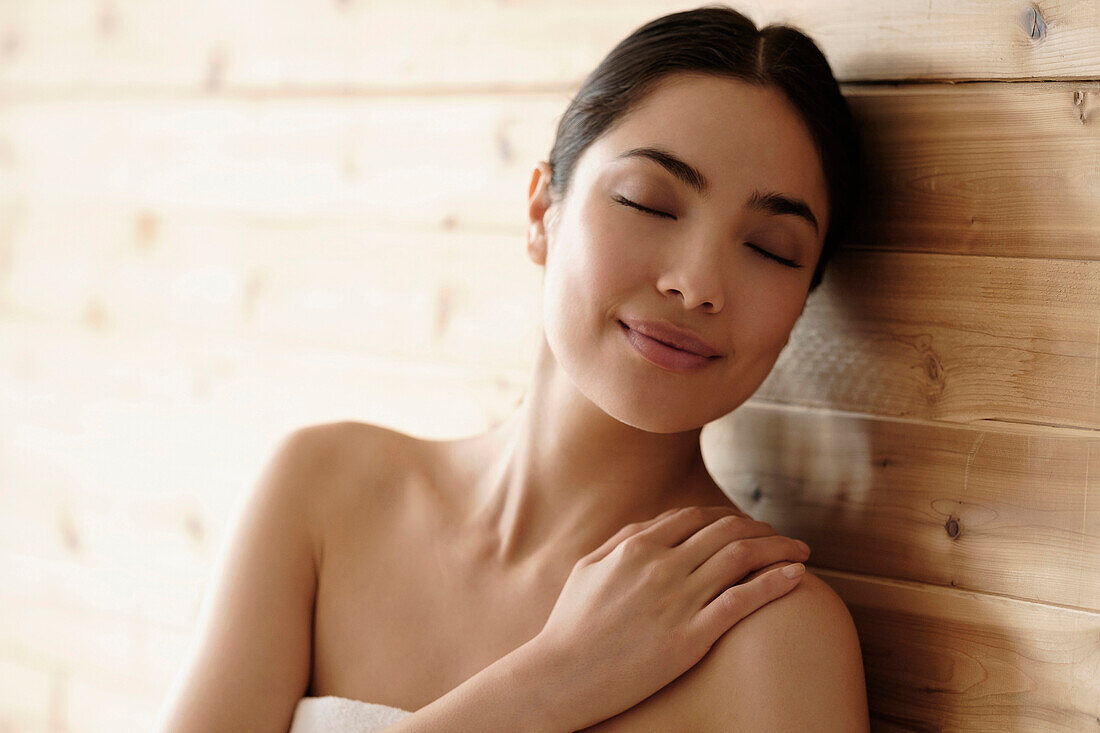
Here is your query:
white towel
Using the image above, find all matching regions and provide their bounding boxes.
[289,695,413,732]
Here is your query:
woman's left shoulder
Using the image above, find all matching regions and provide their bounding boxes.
[581,569,869,733]
[687,569,871,731]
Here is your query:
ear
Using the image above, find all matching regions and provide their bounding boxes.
[526,161,555,266]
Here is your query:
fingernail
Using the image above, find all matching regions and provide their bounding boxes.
[782,563,806,579]
[795,540,811,554]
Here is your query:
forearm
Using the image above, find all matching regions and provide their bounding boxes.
[383,636,578,733]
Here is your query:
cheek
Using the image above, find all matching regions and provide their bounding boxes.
[539,213,607,355]
[732,281,806,353]
[548,201,639,306]
[582,204,659,298]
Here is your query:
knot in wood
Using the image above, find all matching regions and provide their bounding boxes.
[925,352,943,383]
[1019,5,1047,43]
[944,516,961,539]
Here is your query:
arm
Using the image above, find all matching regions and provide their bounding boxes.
[388,508,818,733]
[383,636,577,733]
[155,426,330,733]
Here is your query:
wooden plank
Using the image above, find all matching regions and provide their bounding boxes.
[0,93,564,231]
[0,525,208,631]
[0,591,145,686]
[1,82,1096,259]
[0,318,529,507]
[0,656,54,733]
[0,1,1096,92]
[0,593,167,730]
[0,200,543,370]
[849,82,1100,260]
[704,403,1100,611]
[68,671,163,733]
[0,317,529,531]
[757,248,1100,429]
[815,568,1100,732]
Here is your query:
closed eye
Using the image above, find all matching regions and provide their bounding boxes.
[612,194,675,220]
[614,194,803,269]
[746,243,803,269]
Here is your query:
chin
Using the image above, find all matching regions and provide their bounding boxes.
[592,385,720,434]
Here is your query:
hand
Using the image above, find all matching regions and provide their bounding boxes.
[532,505,811,732]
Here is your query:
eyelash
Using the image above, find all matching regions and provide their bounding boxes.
[611,194,803,269]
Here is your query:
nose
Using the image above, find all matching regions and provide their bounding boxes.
[655,249,725,313]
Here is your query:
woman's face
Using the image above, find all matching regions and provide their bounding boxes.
[528,72,830,434]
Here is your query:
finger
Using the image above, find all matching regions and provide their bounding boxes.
[631,505,754,549]
[578,506,683,565]
[674,515,803,574]
[689,562,806,644]
[688,535,811,606]
[740,560,792,583]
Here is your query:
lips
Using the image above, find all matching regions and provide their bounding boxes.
[619,321,717,372]
[617,317,722,358]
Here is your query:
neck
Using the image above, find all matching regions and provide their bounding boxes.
[465,330,728,571]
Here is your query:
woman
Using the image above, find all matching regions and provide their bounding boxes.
[158,5,868,732]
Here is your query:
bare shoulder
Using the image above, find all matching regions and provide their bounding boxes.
[688,569,870,732]
[157,420,419,733]
[289,420,423,488]
[267,420,397,493]
[586,569,868,733]
[231,420,407,565]
[289,419,417,461]
[286,419,433,533]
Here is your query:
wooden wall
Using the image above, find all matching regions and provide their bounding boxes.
[0,2,1096,731]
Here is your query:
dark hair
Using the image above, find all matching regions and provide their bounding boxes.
[546,4,862,293]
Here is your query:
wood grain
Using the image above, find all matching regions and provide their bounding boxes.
[816,568,1100,732]
[0,1,1096,92]
[1,2,1097,730]
[1,83,1095,260]
[758,248,1100,429]
[704,402,1100,611]
[848,82,1100,260]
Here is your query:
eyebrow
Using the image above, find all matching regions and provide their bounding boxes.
[614,145,820,235]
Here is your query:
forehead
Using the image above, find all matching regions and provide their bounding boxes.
[581,73,829,231]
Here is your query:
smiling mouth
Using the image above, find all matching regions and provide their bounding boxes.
[617,320,718,357]
[618,320,719,372]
